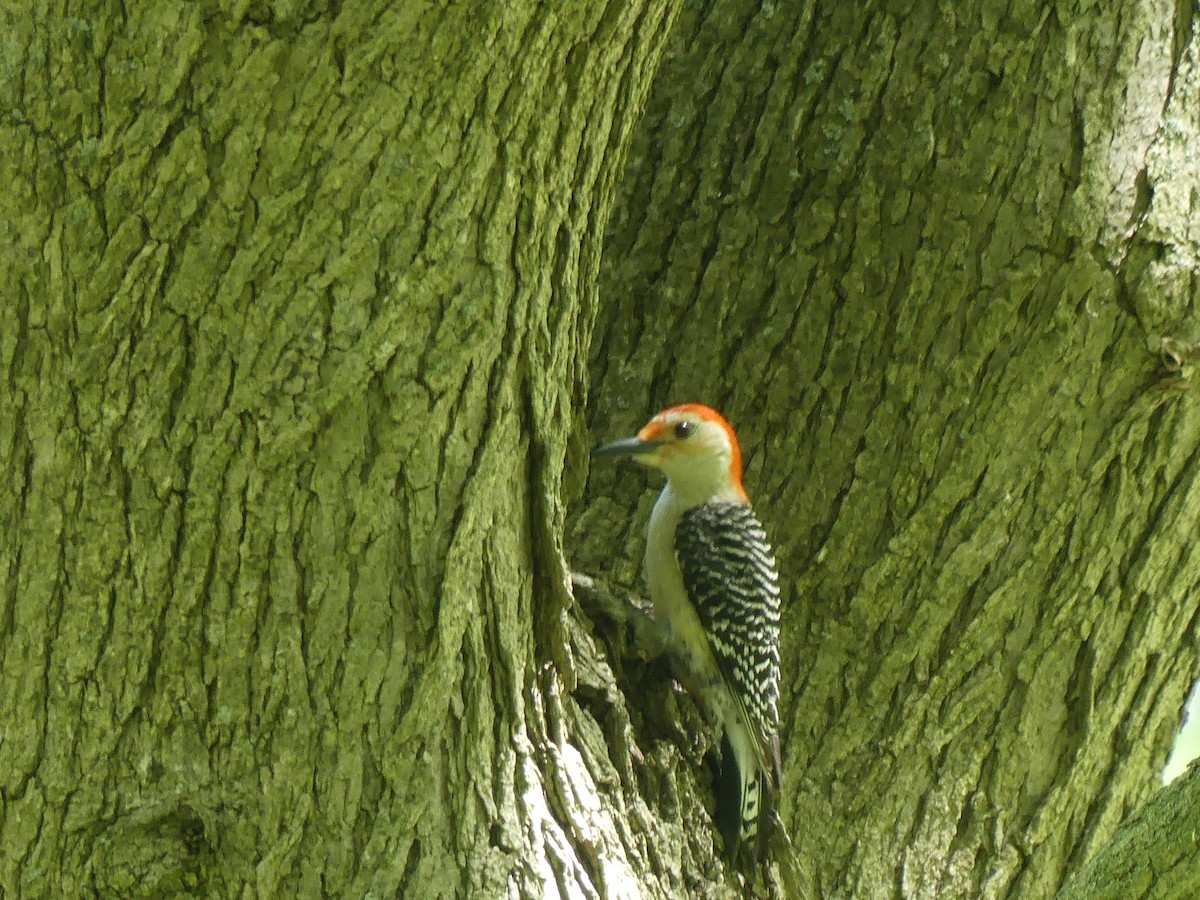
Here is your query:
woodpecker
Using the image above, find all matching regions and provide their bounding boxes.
[593,403,782,870]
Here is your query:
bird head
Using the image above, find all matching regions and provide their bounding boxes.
[593,403,748,505]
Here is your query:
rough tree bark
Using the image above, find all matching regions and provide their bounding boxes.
[0,3,682,898]
[1059,760,1200,899]
[571,0,1200,898]
[6,1,1200,899]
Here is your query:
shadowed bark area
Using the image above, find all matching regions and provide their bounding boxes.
[0,3,679,897]
[571,0,1200,897]
[1059,760,1200,899]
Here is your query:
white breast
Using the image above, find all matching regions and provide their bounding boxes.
[645,485,720,675]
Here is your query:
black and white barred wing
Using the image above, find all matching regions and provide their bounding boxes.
[675,501,782,769]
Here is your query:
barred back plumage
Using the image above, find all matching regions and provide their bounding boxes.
[675,500,782,863]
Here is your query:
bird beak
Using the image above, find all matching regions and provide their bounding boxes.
[592,436,663,459]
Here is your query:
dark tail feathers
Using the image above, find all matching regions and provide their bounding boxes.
[716,733,774,869]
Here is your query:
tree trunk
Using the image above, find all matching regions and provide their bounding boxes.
[0,3,680,897]
[6,1,1200,898]
[1059,761,1200,899]
[572,1,1200,898]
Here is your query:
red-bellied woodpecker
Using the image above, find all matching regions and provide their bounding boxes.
[593,403,782,869]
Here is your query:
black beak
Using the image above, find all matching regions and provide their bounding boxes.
[591,437,662,458]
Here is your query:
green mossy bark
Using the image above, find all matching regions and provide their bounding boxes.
[573,1,1200,898]
[0,3,678,897]
[1059,762,1200,900]
[6,1,1200,897]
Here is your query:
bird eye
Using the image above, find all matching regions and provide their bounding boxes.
[674,420,693,439]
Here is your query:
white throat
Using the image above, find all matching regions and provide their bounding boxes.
[656,453,742,510]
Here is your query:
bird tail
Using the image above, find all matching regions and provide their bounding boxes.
[717,731,775,868]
